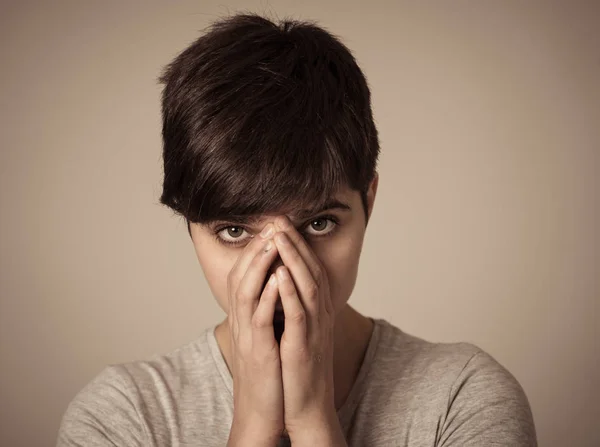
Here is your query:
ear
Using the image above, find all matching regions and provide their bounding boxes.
[366,172,379,222]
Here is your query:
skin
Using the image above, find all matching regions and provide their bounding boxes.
[189,173,379,444]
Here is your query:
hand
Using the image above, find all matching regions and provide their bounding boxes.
[271,216,340,440]
[226,224,284,446]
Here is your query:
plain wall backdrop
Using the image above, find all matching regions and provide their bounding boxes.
[1,1,598,446]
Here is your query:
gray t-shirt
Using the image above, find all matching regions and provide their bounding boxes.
[57,318,537,446]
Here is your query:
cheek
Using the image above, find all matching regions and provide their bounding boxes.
[195,245,238,314]
[314,233,364,313]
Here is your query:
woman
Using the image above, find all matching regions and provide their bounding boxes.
[57,13,537,446]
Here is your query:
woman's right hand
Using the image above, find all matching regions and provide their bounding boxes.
[226,223,284,446]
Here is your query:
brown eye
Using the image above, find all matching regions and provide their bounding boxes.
[215,226,251,246]
[226,227,244,238]
[310,219,328,232]
[303,215,339,238]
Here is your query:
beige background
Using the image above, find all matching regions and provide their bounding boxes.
[1,1,598,446]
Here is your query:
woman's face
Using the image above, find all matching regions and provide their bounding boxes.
[189,176,378,317]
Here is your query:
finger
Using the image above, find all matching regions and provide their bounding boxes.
[230,223,277,289]
[236,238,279,335]
[274,231,319,316]
[274,216,331,316]
[277,266,307,346]
[251,273,279,351]
[228,224,277,336]
[274,217,323,282]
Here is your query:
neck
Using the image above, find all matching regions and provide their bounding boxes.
[331,305,374,409]
[214,304,374,411]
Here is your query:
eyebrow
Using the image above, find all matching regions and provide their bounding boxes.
[216,199,352,227]
[294,199,352,219]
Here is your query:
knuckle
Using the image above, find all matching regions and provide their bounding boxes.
[290,310,306,324]
[313,268,324,286]
[236,289,252,304]
[306,281,319,299]
[251,314,269,330]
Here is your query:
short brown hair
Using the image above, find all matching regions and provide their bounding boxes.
[158,13,380,236]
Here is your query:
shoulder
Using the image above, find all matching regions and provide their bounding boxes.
[371,319,537,446]
[117,328,219,388]
[372,319,486,385]
[57,328,218,446]
[374,318,522,385]
[57,364,147,446]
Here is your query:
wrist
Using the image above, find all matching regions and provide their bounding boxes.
[289,426,346,447]
[228,416,282,447]
[287,410,346,446]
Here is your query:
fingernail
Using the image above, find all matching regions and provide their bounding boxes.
[275,217,289,230]
[277,267,289,280]
[269,273,277,286]
[261,224,274,238]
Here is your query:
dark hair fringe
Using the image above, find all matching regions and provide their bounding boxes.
[157,13,380,235]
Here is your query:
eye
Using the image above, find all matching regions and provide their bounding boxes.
[303,217,337,236]
[216,226,251,246]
